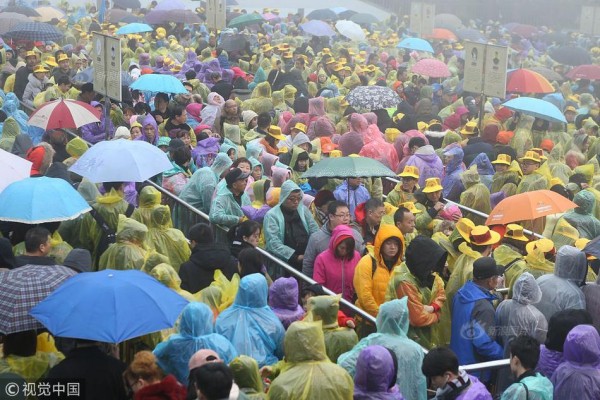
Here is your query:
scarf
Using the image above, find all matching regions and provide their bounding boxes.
[434,369,471,400]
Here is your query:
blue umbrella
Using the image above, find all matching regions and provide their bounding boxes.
[69,139,173,183]
[0,177,91,224]
[300,20,336,37]
[397,37,434,53]
[30,270,189,343]
[502,97,566,124]
[116,22,153,35]
[130,74,188,94]
[3,21,63,41]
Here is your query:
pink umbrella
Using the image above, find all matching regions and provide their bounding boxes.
[565,65,600,80]
[411,58,451,78]
[262,12,279,21]
[28,99,101,130]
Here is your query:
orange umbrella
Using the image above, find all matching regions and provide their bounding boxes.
[506,69,555,94]
[425,28,458,42]
[486,190,576,226]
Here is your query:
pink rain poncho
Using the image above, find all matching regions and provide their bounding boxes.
[360,121,400,172]
[338,113,366,156]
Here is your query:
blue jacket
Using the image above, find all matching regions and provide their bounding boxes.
[333,181,371,221]
[450,281,503,378]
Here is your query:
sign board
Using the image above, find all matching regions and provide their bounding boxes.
[206,0,226,30]
[410,2,435,37]
[483,44,508,99]
[463,41,486,94]
[581,6,596,35]
[92,32,122,102]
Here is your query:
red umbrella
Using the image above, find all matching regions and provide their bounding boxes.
[28,99,101,130]
[412,59,451,78]
[506,69,555,94]
[425,28,458,42]
[565,65,600,80]
[509,24,538,38]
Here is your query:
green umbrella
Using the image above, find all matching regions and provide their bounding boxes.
[301,156,396,179]
[228,13,264,28]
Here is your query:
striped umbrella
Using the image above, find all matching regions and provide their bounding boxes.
[28,99,101,130]
[3,21,63,41]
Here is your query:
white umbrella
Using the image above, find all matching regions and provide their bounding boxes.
[69,139,173,183]
[33,6,65,22]
[335,20,366,42]
[0,149,31,193]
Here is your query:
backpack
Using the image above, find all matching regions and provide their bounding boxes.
[91,203,135,264]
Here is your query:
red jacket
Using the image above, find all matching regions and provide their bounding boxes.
[134,375,187,400]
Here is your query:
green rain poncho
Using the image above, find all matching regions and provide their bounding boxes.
[326,97,343,125]
[289,145,311,185]
[459,167,491,226]
[562,190,600,240]
[547,144,571,185]
[145,206,190,272]
[445,243,483,308]
[493,244,528,298]
[0,117,19,151]
[131,186,164,227]
[98,216,148,271]
[509,115,534,159]
[0,351,63,383]
[517,170,549,194]
[306,295,358,363]
[242,82,274,115]
[491,161,521,197]
[267,321,354,400]
[337,298,427,400]
[229,356,266,399]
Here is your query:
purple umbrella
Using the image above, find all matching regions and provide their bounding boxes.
[300,20,336,37]
[146,9,202,24]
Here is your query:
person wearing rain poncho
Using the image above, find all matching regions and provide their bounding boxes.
[440,145,465,202]
[268,277,305,329]
[130,186,163,228]
[229,355,266,400]
[535,245,587,322]
[149,263,195,302]
[338,298,426,400]
[386,236,450,349]
[98,216,148,271]
[352,345,406,400]
[386,166,420,207]
[241,81,274,115]
[241,178,271,223]
[215,273,284,367]
[263,180,319,271]
[551,325,600,399]
[0,116,19,151]
[180,153,232,215]
[288,145,313,187]
[145,206,191,272]
[153,302,237,386]
[459,166,491,226]
[491,154,521,198]
[209,168,252,243]
[493,225,530,297]
[305,295,358,363]
[560,190,600,240]
[267,320,354,400]
[516,150,549,194]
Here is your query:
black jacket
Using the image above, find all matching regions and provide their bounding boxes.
[40,346,128,400]
[178,242,238,293]
[463,137,495,167]
[211,79,234,100]
[14,65,33,100]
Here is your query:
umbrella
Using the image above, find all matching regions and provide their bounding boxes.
[550,46,591,66]
[434,13,463,30]
[300,20,336,37]
[130,74,187,94]
[346,86,400,111]
[502,97,566,124]
[0,177,91,224]
[350,12,379,25]
[301,156,396,179]
[412,58,451,78]
[0,12,32,34]
[69,139,173,183]
[113,0,141,9]
[121,14,143,23]
[105,9,132,23]
[306,8,337,21]
[330,7,347,14]
[262,13,279,21]
[219,34,248,53]
[425,28,458,41]
[529,66,564,82]
[335,20,366,42]
[486,190,576,225]
[228,13,264,28]
[508,24,538,38]
[1,5,39,17]
[0,265,76,334]
[397,37,434,53]
[32,6,64,22]
[338,10,358,20]
[456,28,487,42]
[146,9,202,24]
[565,65,600,80]
[506,69,554,94]
[28,99,101,131]
[0,149,32,194]
[154,0,186,10]
[30,270,189,343]
[116,22,153,35]
[542,31,568,45]
[3,21,63,41]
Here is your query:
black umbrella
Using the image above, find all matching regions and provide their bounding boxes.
[4,22,62,41]
[113,0,141,9]
[550,46,592,66]
[306,8,337,21]
[338,10,357,20]
[350,13,379,25]
[1,6,39,17]
[542,32,568,45]
[219,34,247,52]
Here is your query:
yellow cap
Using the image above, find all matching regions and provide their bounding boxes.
[25,51,37,58]
[57,54,69,63]
[504,223,529,242]
[292,123,306,133]
[422,177,443,193]
[460,120,478,135]
[398,201,422,214]
[398,165,419,179]
[526,238,555,255]
[519,150,542,164]
[456,218,476,242]
[33,65,50,73]
[469,225,501,246]
[491,154,512,166]
[267,125,286,141]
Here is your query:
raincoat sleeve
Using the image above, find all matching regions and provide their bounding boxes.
[264,209,295,261]
[80,122,105,144]
[353,255,379,317]
[396,281,440,327]
[471,301,504,361]
[415,203,435,235]
[209,192,245,227]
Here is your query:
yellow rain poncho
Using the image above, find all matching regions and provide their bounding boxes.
[0,351,64,383]
[13,231,73,265]
[491,161,521,196]
[141,251,171,274]
[196,270,240,320]
[509,115,534,159]
[0,117,19,151]
[131,186,164,227]
[493,244,528,298]
[459,167,491,226]
[547,144,571,185]
[549,218,579,249]
[230,356,266,399]
[150,263,195,301]
[524,247,555,279]
[241,82,274,115]
[446,242,483,308]
[267,321,354,400]
[145,206,190,272]
[326,97,343,125]
[305,295,358,363]
[516,170,549,194]
[271,90,289,112]
[98,216,148,271]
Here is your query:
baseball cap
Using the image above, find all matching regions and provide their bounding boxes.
[225,168,250,186]
[473,257,504,280]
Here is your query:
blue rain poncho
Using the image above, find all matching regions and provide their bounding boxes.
[535,245,587,322]
[180,153,233,215]
[153,302,238,385]
[337,298,427,400]
[441,145,465,202]
[562,190,600,240]
[215,274,285,367]
[500,373,553,400]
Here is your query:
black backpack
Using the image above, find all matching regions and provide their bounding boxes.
[90,204,135,264]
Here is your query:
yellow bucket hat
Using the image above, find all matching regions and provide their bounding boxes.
[422,177,443,193]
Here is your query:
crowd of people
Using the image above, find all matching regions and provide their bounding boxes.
[1,1,600,399]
